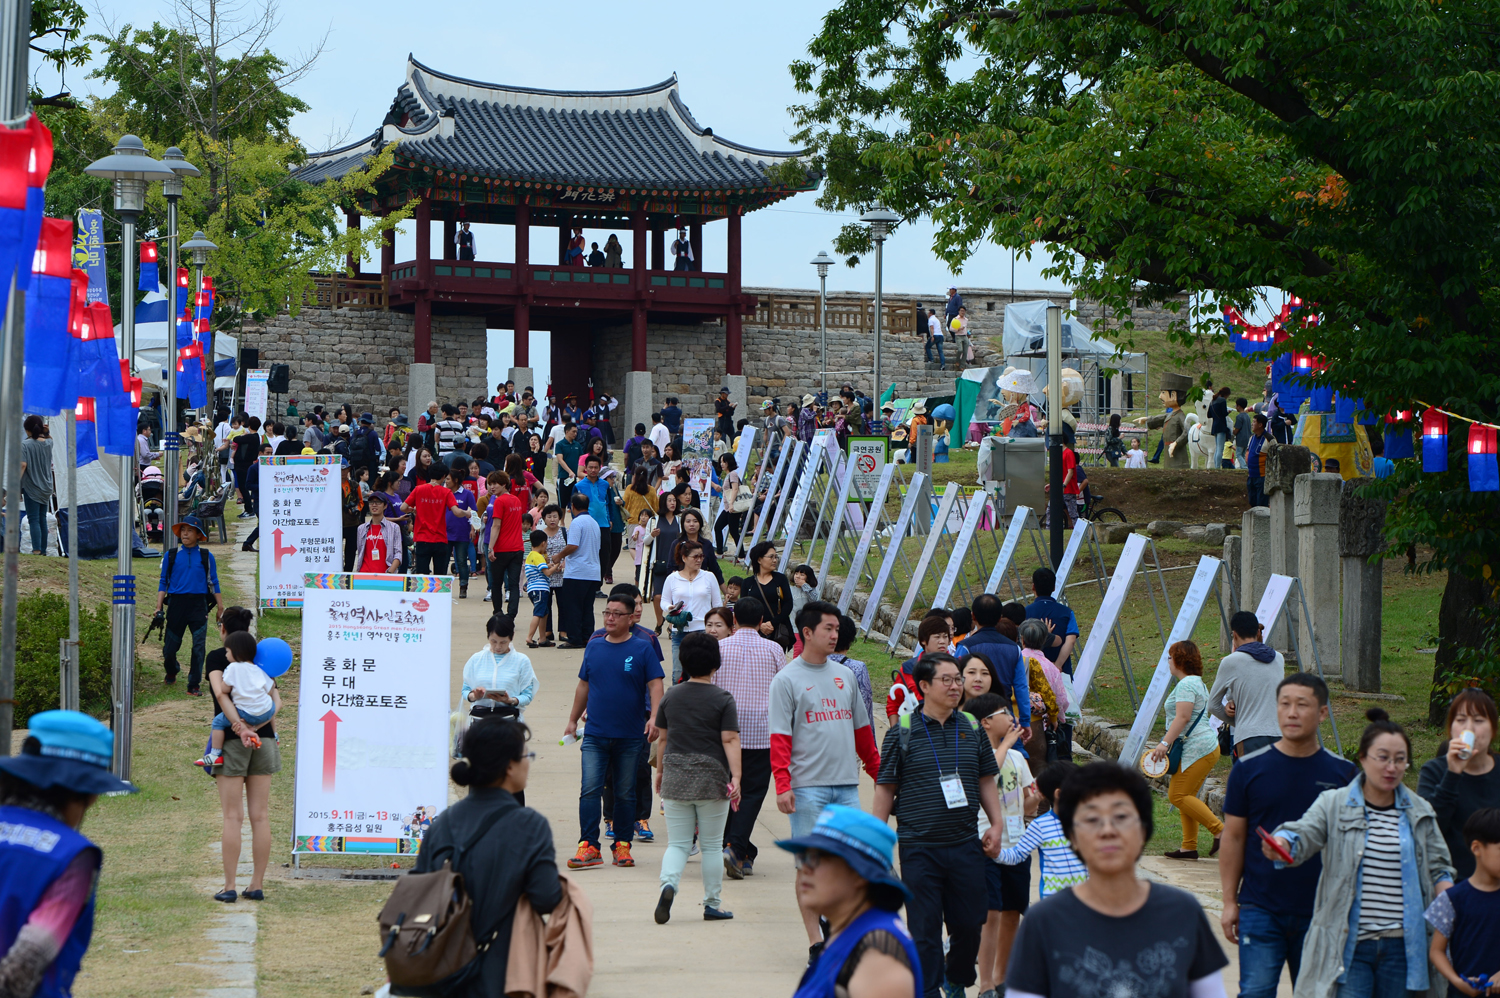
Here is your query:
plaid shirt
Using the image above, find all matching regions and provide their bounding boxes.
[712,628,786,750]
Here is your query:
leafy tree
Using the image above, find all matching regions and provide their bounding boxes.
[790,0,1500,714]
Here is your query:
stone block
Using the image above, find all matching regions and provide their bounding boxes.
[1204,523,1228,547]
[1268,488,1298,658]
[1241,507,1271,613]
[1100,522,1139,545]
[1146,520,1184,537]
[1221,534,1242,652]
[408,363,435,420]
[1294,473,1343,526]
[1339,478,1388,558]
[1264,443,1313,495]
[1174,525,1207,541]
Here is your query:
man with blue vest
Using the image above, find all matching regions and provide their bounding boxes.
[955,593,1031,739]
[153,515,222,694]
[0,710,137,996]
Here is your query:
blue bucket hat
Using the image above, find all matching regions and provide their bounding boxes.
[775,804,910,903]
[0,710,138,795]
[172,514,205,539]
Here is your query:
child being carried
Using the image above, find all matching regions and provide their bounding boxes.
[198,630,280,768]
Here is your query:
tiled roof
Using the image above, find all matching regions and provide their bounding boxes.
[295,55,815,194]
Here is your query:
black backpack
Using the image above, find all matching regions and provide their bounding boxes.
[350,428,371,464]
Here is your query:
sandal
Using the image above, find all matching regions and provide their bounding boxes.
[539,640,555,648]
[527,641,538,649]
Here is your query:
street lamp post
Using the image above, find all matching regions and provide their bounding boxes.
[181,231,218,427]
[811,251,832,396]
[84,135,176,780]
[160,147,201,554]
[859,208,899,408]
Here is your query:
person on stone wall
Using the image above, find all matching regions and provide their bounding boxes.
[604,234,623,269]
[671,227,693,271]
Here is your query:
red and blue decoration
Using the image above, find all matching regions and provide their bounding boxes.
[22,217,76,415]
[1421,409,1448,473]
[1469,425,1499,493]
[73,396,97,468]
[177,266,190,290]
[1384,410,1415,461]
[138,241,159,291]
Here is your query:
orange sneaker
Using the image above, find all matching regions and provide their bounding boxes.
[567,841,602,869]
[612,841,635,867]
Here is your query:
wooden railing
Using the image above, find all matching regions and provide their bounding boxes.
[753,292,924,336]
[302,274,387,310]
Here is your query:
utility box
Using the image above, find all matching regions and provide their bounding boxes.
[991,436,1046,524]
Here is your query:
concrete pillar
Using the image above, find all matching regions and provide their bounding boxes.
[1265,443,1312,657]
[623,370,653,443]
[1241,507,1271,616]
[408,363,435,423]
[1340,478,1388,691]
[1221,533,1242,652]
[507,367,536,399]
[1295,473,1343,675]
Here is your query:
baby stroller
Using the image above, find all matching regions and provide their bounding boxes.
[138,466,167,542]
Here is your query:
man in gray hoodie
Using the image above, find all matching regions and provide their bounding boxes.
[1208,611,1285,761]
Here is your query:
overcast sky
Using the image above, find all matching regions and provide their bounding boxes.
[42,0,1069,388]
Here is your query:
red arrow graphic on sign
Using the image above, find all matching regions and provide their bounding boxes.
[272,528,298,571]
[320,710,342,791]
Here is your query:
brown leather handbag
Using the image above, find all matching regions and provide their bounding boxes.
[378,809,513,995]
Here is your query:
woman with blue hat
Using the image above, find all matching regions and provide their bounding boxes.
[779,804,920,998]
[0,710,137,997]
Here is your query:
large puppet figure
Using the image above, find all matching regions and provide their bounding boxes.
[991,368,1039,437]
[1134,372,1194,469]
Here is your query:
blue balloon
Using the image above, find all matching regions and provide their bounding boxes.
[254,637,294,678]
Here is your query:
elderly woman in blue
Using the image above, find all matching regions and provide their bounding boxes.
[1263,709,1454,998]
[461,614,539,723]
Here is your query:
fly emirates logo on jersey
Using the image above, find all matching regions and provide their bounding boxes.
[803,692,854,725]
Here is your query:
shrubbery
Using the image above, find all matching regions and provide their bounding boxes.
[15,591,113,725]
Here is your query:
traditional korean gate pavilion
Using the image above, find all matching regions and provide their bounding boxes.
[296,56,819,422]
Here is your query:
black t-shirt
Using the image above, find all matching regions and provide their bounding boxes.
[1418,754,1500,881]
[715,399,735,435]
[657,681,739,762]
[662,406,682,435]
[1007,884,1228,998]
[206,646,275,742]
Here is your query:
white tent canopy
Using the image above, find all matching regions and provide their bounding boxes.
[121,287,237,393]
[1003,299,1121,359]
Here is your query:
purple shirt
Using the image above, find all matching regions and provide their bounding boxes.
[444,487,476,542]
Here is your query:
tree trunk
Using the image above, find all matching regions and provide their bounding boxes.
[1431,568,1494,725]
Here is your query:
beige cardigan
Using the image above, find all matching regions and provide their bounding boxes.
[505,874,593,998]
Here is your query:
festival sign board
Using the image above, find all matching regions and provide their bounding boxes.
[847,436,888,503]
[888,481,963,652]
[837,463,897,614]
[983,506,1033,595]
[718,426,759,525]
[681,417,715,510]
[764,440,806,552]
[258,455,343,608]
[779,430,832,571]
[1053,519,1092,595]
[932,490,992,610]
[294,573,452,855]
[1254,574,1296,640]
[817,457,859,596]
[1118,556,1222,767]
[744,440,793,559]
[859,471,928,634]
[74,208,108,305]
[244,368,269,424]
[1071,532,1149,695]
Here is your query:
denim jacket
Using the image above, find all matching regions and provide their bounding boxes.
[1275,775,1454,998]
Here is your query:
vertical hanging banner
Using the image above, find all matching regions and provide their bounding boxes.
[1118,556,1222,766]
[681,418,715,510]
[984,506,1034,594]
[244,368,270,423]
[847,436,889,502]
[294,573,453,855]
[259,455,344,607]
[1072,532,1149,695]
[73,209,108,305]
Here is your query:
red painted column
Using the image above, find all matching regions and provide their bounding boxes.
[515,201,531,367]
[415,198,432,363]
[651,225,665,270]
[726,209,743,375]
[515,201,530,269]
[515,303,530,365]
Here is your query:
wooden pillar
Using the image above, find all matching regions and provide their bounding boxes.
[514,304,530,366]
[632,211,647,277]
[345,209,361,276]
[415,300,432,364]
[651,225,665,270]
[690,217,703,272]
[515,202,530,270]
[415,198,432,277]
[442,217,457,260]
[380,224,395,274]
[726,209,742,375]
[515,201,531,366]
[558,212,571,265]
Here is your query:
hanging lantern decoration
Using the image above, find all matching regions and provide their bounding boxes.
[1469,424,1499,493]
[22,216,75,415]
[73,395,98,467]
[138,240,159,291]
[1384,410,1415,461]
[177,266,191,289]
[1421,409,1448,472]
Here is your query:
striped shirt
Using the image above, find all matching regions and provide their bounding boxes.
[523,552,549,593]
[997,809,1088,897]
[713,628,785,750]
[1357,804,1406,937]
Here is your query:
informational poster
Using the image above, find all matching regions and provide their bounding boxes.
[817,458,859,596]
[1072,532,1149,695]
[73,208,108,305]
[294,574,453,855]
[744,440,793,559]
[764,440,805,553]
[681,417,715,510]
[859,471,928,634]
[837,463,896,615]
[244,369,269,423]
[1118,556,1222,767]
[719,426,758,525]
[779,429,832,568]
[259,455,344,608]
[847,436,888,503]
[1053,519,1092,595]
[888,481,962,651]
[984,506,1033,594]
[1254,573,1296,639]
[932,490,992,610]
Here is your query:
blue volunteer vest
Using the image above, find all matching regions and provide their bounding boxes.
[1026,597,1076,674]
[0,805,98,997]
[793,907,922,998]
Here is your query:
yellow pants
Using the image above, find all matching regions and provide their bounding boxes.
[1168,748,1223,851]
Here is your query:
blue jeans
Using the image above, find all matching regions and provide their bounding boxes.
[788,784,860,838]
[670,627,683,683]
[580,734,644,847]
[1337,936,1411,998]
[23,495,46,554]
[1238,905,1312,998]
[925,337,946,366]
[450,539,472,586]
[213,706,276,731]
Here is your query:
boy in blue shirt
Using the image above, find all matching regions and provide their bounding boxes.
[1427,807,1500,997]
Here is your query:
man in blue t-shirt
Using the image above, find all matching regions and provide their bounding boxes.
[564,593,664,872]
[590,583,667,841]
[1024,567,1079,674]
[1219,672,1356,998]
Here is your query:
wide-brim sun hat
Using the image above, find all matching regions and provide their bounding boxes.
[0,709,138,795]
[801,394,816,405]
[172,515,205,539]
[775,804,910,905]
[911,401,928,415]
